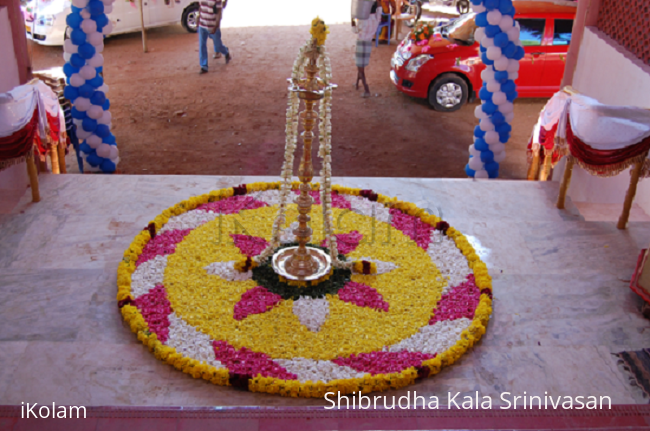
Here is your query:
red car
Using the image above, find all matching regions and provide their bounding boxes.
[390,1,576,111]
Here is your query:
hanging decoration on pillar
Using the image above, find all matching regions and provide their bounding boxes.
[465,0,523,179]
[62,0,118,173]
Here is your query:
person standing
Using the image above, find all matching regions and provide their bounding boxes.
[198,0,232,74]
[353,1,381,97]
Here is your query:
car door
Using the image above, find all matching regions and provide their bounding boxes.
[540,17,573,95]
[146,0,181,27]
[110,0,150,34]
[513,17,546,96]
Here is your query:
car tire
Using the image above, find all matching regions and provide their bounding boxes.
[182,3,200,33]
[428,74,468,112]
[456,0,470,14]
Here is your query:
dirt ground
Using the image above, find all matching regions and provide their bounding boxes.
[29,19,546,179]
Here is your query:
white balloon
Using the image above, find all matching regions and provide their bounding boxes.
[111,156,120,165]
[469,156,484,171]
[87,134,102,148]
[484,131,499,145]
[486,79,500,93]
[489,142,506,153]
[474,105,488,119]
[104,4,113,14]
[87,31,104,46]
[80,9,91,19]
[508,71,519,81]
[479,118,495,132]
[75,97,91,111]
[515,39,523,47]
[481,67,495,82]
[481,36,494,48]
[505,112,515,122]
[77,129,91,139]
[96,143,112,158]
[507,27,520,42]
[492,91,507,105]
[70,73,85,87]
[474,27,486,43]
[486,10,502,26]
[66,27,72,37]
[98,110,112,125]
[494,151,507,163]
[498,15,514,32]
[507,59,520,72]
[88,53,104,68]
[71,0,88,7]
[97,84,109,93]
[95,43,104,53]
[63,52,72,62]
[102,21,114,35]
[109,146,119,160]
[494,56,509,71]
[80,19,97,34]
[73,118,83,128]
[101,0,114,4]
[499,101,514,114]
[469,144,480,157]
[79,65,96,80]
[475,170,489,179]
[515,21,520,30]
[87,105,104,119]
[64,39,78,53]
[486,46,502,61]
[471,3,486,13]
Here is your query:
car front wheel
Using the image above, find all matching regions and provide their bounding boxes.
[182,3,200,33]
[428,74,468,112]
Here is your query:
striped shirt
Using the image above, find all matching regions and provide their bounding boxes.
[199,0,224,32]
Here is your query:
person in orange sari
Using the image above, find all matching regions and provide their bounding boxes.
[377,0,396,43]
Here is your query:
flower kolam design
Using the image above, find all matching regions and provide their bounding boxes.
[117,182,492,397]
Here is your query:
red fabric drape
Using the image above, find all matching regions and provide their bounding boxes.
[47,111,60,142]
[0,108,39,162]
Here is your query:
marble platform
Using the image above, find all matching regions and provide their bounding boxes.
[0,174,649,407]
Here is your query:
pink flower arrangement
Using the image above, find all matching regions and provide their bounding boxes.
[429,274,481,324]
[233,286,282,320]
[320,231,363,254]
[338,281,389,312]
[293,190,352,209]
[212,340,297,380]
[197,195,267,214]
[333,350,435,375]
[136,229,192,267]
[231,234,269,257]
[134,284,172,343]
[390,208,434,250]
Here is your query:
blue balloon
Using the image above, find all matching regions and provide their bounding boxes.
[88,0,104,15]
[501,79,516,94]
[102,99,110,110]
[87,75,104,88]
[481,52,494,66]
[96,66,103,74]
[78,43,96,60]
[475,12,488,27]
[87,153,102,167]
[70,53,85,69]
[90,91,106,106]
[505,7,515,17]
[82,117,98,132]
[496,123,512,134]
[494,32,509,48]
[66,12,82,28]
[499,132,510,143]
[482,101,497,115]
[71,6,82,13]
[71,107,86,119]
[514,46,525,60]
[495,71,508,83]
[94,13,109,29]
[491,111,505,125]
[480,150,495,163]
[498,0,513,14]
[485,25,501,38]
[70,28,86,45]
[479,86,492,101]
[465,164,476,177]
[488,168,499,179]
[485,161,499,172]
[474,126,486,138]
[64,85,79,101]
[506,90,518,102]
[100,159,116,173]
[479,45,487,53]
[474,138,489,151]
[78,84,94,98]
[103,134,116,145]
[471,0,482,4]
[79,142,92,154]
[485,0,499,9]
[63,63,79,77]
[95,124,110,138]
[503,41,517,58]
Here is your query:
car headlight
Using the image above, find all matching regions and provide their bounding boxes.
[405,54,433,73]
[37,14,55,26]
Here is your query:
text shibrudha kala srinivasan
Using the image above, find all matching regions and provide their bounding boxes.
[21,402,86,418]
[324,391,612,410]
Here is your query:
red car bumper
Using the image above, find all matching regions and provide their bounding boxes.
[390,68,429,100]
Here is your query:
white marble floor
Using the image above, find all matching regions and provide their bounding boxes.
[0,174,649,407]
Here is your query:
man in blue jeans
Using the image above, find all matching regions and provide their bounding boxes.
[198,0,232,74]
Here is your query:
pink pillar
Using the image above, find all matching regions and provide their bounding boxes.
[561,0,602,87]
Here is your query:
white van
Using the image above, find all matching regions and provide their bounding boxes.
[24,0,200,46]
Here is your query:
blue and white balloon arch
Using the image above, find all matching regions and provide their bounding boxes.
[62,0,118,173]
[466,0,524,179]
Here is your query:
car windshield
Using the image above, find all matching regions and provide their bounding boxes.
[441,13,477,43]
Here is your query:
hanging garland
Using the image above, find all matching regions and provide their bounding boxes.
[465,0,524,179]
[62,0,119,173]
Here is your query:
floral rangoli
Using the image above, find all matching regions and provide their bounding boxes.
[117,182,492,397]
